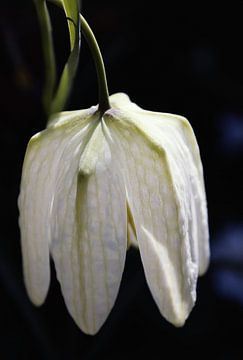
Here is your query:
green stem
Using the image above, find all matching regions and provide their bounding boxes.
[80,15,110,113]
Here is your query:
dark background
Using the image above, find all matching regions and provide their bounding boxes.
[1,1,243,359]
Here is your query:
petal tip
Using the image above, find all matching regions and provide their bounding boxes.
[25,283,48,307]
[163,300,193,328]
[170,312,187,328]
[199,256,210,276]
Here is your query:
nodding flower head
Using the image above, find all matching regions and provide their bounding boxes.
[18,93,209,335]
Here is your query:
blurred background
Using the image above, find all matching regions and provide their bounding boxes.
[1,0,243,359]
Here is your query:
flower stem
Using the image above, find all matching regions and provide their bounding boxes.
[80,15,110,114]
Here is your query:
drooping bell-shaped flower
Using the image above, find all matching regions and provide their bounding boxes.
[18,93,209,334]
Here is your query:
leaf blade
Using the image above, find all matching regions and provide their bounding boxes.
[49,0,81,114]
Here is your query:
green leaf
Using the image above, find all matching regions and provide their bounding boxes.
[62,0,79,51]
[48,0,81,114]
[35,0,81,116]
[49,0,80,51]
[34,0,56,114]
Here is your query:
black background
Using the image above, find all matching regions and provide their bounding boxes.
[1,1,243,359]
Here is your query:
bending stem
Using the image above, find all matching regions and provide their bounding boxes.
[80,15,110,113]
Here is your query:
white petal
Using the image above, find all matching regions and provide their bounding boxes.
[47,105,98,127]
[109,96,209,273]
[105,108,202,326]
[109,92,140,111]
[133,110,210,275]
[178,117,209,275]
[18,109,95,305]
[51,120,127,335]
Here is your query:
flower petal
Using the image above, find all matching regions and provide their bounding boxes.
[109,93,209,274]
[50,121,127,335]
[18,108,95,305]
[178,118,209,275]
[137,110,210,275]
[105,108,204,326]
[109,92,140,111]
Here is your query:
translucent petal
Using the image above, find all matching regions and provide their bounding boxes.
[110,93,209,274]
[105,107,203,326]
[177,117,209,275]
[127,108,209,275]
[50,120,127,335]
[47,106,97,127]
[18,108,95,305]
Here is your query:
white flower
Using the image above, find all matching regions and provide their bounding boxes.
[18,93,209,335]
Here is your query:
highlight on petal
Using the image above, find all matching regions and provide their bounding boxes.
[50,120,127,335]
[104,99,209,326]
[18,107,96,306]
[109,92,140,112]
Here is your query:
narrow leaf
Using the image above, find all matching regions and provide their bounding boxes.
[34,0,56,114]
[48,0,81,114]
